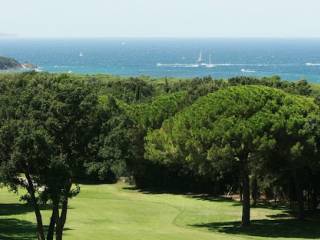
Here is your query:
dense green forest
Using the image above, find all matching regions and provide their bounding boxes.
[0,72,319,239]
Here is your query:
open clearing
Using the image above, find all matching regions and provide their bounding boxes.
[1,183,319,240]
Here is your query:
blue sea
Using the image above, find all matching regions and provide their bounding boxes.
[1,38,320,82]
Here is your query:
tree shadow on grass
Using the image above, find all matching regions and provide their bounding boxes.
[0,203,34,216]
[0,203,73,239]
[122,186,192,195]
[0,203,52,216]
[251,202,290,211]
[188,195,294,210]
[189,194,237,203]
[0,218,36,240]
[188,195,292,210]
[123,186,229,199]
[0,203,38,239]
[191,217,320,239]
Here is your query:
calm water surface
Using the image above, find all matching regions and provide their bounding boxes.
[1,38,320,82]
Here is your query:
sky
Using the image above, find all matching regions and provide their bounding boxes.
[1,0,319,38]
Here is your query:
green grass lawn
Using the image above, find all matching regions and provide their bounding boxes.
[1,183,319,240]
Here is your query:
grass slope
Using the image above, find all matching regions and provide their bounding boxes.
[0,183,319,240]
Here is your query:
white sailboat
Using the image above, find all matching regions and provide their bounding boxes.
[197,51,203,63]
[79,52,83,57]
[205,54,215,68]
[197,51,207,66]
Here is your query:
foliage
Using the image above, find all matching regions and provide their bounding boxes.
[145,85,320,225]
[84,96,135,182]
[0,74,103,239]
[0,72,319,236]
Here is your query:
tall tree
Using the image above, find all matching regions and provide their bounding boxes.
[145,85,319,226]
[0,75,101,240]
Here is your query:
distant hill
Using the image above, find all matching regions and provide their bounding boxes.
[0,56,22,70]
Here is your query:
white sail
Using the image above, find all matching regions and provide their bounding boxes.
[205,54,215,68]
[197,51,203,63]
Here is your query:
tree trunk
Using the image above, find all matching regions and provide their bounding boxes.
[55,182,71,240]
[55,224,61,240]
[296,181,305,220]
[47,201,59,240]
[294,171,304,220]
[251,177,258,207]
[241,160,250,227]
[25,172,46,240]
[311,189,318,211]
[56,198,68,240]
[307,189,311,211]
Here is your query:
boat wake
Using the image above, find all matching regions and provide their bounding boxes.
[53,65,71,68]
[306,63,320,66]
[157,63,292,68]
[156,52,292,69]
[241,69,256,73]
[157,63,200,68]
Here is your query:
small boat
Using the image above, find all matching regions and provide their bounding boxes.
[205,54,215,68]
[79,52,83,57]
[196,51,215,68]
[197,51,203,63]
[197,51,207,66]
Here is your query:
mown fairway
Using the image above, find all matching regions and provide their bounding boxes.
[0,183,319,240]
